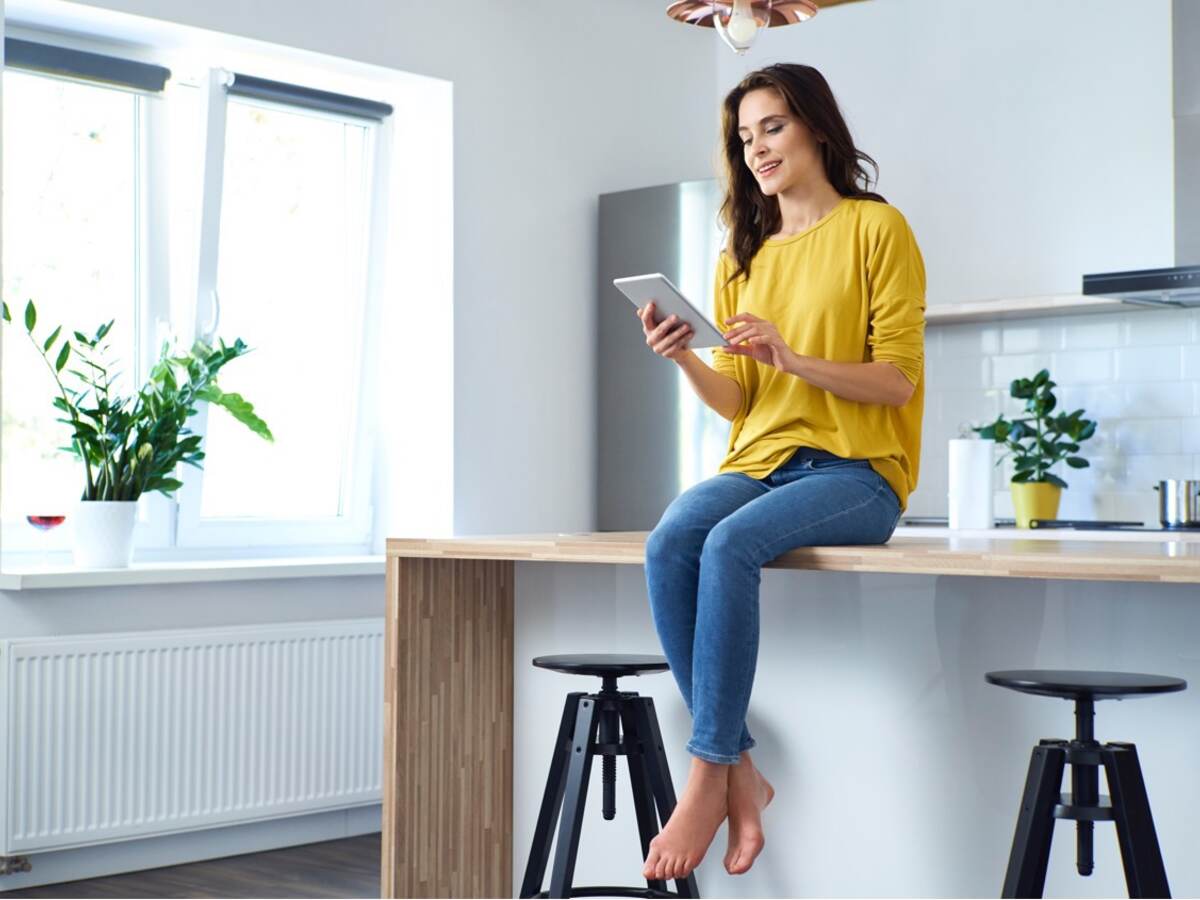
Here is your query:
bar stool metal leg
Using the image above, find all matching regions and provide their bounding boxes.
[520,693,584,899]
[632,696,700,900]
[548,695,601,899]
[618,698,670,896]
[1101,743,1171,899]
[1002,741,1067,899]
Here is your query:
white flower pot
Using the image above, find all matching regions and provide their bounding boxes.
[73,501,138,568]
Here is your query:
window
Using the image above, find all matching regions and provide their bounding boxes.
[1,31,399,558]
[176,73,387,546]
[1,51,149,552]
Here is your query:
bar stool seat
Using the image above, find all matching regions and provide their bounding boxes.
[986,670,1186,701]
[987,668,1186,898]
[534,654,672,678]
[521,653,698,899]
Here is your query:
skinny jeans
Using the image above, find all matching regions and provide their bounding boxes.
[644,447,902,764]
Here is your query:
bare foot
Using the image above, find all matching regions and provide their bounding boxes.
[642,758,730,882]
[724,751,774,875]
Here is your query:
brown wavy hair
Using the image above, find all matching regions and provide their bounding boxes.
[719,63,885,284]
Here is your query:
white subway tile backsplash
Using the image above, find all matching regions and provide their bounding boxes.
[1182,345,1200,381]
[1050,349,1112,384]
[1125,454,1196,486]
[940,323,1000,358]
[1120,382,1194,418]
[1182,419,1200,453]
[991,353,1053,389]
[1109,418,1180,455]
[926,355,989,391]
[914,308,1200,519]
[1115,346,1183,382]
[1059,384,1124,419]
[1002,323,1063,354]
[941,390,1001,434]
[1124,309,1199,346]
[1062,314,1123,350]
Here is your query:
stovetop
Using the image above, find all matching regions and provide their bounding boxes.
[900,517,1200,533]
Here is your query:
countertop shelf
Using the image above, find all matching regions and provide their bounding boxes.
[387,532,1200,584]
[925,293,1134,324]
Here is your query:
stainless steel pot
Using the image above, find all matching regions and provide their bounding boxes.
[1153,479,1200,528]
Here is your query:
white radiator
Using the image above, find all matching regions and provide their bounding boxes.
[0,618,383,854]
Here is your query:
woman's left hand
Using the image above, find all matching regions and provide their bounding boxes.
[721,313,798,372]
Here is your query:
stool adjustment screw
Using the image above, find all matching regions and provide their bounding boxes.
[1072,696,1099,878]
[599,699,620,820]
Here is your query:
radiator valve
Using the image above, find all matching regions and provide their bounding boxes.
[0,856,32,875]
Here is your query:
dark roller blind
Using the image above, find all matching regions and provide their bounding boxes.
[226,73,393,121]
[5,37,170,92]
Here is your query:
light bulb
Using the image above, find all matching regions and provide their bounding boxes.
[714,0,764,54]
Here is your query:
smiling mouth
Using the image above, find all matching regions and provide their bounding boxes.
[757,161,781,176]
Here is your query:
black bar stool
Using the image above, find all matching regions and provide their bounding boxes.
[519,653,700,900]
[986,669,1186,899]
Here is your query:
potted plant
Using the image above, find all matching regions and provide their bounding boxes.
[973,369,1097,528]
[3,299,272,567]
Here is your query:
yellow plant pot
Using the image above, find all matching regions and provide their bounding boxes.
[1010,482,1062,528]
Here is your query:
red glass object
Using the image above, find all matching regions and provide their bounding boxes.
[26,515,66,531]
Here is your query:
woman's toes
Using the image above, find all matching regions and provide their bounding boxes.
[642,847,660,879]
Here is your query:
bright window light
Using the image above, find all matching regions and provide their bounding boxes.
[197,98,372,520]
[0,70,139,520]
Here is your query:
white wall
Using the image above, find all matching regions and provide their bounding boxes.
[39,0,717,536]
[714,0,1175,305]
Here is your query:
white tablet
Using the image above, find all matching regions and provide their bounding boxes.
[612,273,729,349]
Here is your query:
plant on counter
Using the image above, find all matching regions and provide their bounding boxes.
[3,298,273,502]
[972,368,1097,527]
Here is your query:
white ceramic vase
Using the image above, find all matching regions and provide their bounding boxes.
[73,500,138,568]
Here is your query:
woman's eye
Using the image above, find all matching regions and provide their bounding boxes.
[766,125,782,134]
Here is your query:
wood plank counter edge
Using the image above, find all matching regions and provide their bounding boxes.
[387,532,1200,585]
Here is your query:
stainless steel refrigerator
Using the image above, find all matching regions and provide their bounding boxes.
[595,178,730,531]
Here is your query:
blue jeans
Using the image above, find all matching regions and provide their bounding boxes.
[644,447,902,764]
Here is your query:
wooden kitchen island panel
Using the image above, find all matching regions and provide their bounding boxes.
[381,532,1200,897]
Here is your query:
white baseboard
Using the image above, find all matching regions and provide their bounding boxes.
[0,805,381,893]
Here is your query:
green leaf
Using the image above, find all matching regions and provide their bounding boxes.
[196,387,273,441]
[1042,472,1069,488]
[55,341,71,372]
[43,325,62,352]
[2,301,10,322]
[1010,379,1034,399]
[1032,369,1050,387]
[974,423,997,440]
[1066,456,1089,469]
[24,300,36,332]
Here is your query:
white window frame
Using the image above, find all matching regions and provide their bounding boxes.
[172,67,384,551]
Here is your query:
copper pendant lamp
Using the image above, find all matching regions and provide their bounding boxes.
[666,0,868,54]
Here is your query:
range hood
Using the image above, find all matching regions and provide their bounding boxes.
[1082,1,1199,308]
[1083,265,1200,307]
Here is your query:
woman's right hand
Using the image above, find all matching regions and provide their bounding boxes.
[637,302,693,361]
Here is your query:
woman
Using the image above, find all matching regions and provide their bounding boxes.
[635,63,925,882]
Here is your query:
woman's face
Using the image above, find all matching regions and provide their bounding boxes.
[737,87,823,197]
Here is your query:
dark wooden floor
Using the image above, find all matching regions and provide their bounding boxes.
[6,833,380,899]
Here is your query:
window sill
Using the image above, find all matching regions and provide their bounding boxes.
[0,554,385,591]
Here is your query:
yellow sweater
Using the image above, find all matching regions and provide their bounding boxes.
[711,197,926,509]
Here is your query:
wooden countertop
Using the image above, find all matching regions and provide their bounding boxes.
[387,531,1200,584]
